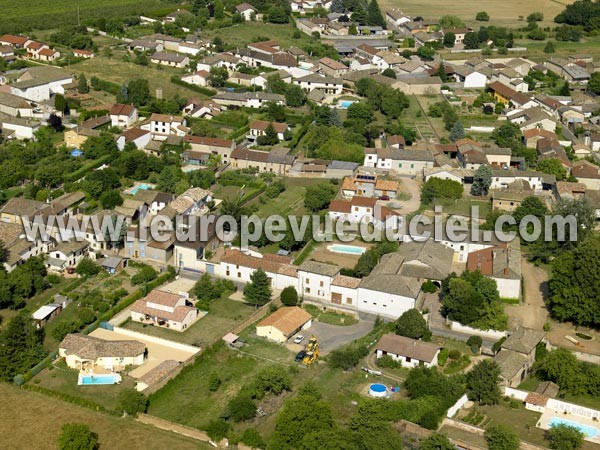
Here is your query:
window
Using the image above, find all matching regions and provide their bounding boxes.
[305,287,311,294]
[406,357,412,363]
[226,269,230,276]
[320,281,323,287]
[410,164,414,169]
[237,272,241,278]
[346,297,352,304]
[305,278,310,284]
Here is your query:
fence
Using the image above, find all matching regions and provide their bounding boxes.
[137,414,213,443]
[446,394,469,418]
[449,321,507,340]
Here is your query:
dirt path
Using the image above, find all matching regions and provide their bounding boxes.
[396,177,421,215]
[505,257,548,330]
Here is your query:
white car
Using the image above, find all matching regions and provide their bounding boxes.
[293,335,305,344]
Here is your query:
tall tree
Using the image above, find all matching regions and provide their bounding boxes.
[58,423,98,450]
[0,313,45,381]
[471,164,492,196]
[466,360,502,405]
[78,73,89,94]
[351,3,367,25]
[366,0,385,26]
[243,268,272,306]
[395,309,430,340]
[548,235,600,327]
[485,425,520,450]
[449,121,464,141]
[547,424,584,450]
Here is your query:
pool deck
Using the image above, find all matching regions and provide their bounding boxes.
[308,241,373,268]
[538,409,600,445]
[89,328,199,379]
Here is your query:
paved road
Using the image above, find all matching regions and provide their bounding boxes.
[303,316,375,355]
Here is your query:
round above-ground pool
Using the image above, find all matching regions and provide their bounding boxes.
[369,383,388,398]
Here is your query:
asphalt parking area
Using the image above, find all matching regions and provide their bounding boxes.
[289,318,374,356]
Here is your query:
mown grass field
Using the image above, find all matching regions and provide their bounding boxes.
[70,50,207,103]
[0,0,171,34]
[381,0,574,28]
[0,383,207,450]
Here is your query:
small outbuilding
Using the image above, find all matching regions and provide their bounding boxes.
[256,306,312,343]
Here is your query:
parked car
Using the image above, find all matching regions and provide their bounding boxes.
[293,335,305,344]
[379,195,390,201]
[295,350,306,362]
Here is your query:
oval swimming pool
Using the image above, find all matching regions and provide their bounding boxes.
[369,383,387,398]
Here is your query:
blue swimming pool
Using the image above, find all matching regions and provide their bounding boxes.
[549,417,600,438]
[130,183,152,195]
[339,100,355,109]
[328,244,366,255]
[79,374,120,385]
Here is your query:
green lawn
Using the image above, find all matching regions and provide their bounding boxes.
[250,177,324,219]
[122,297,256,347]
[304,304,358,327]
[33,360,137,412]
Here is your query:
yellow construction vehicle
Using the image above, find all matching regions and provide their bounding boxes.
[302,336,319,365]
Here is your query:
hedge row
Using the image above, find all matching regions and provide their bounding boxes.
[64,155,112,182]
[170,76,216,97]
[23,384,120,416]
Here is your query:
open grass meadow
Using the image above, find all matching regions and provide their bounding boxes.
[0,383,207,450]
[69,50,207,103]
[0,0,172,34]
[204,21,319,50]
[380,0,575,28]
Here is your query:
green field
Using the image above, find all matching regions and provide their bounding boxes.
[70,50,207,103]
[0,0,171,34]
[204,21,319,49]
[0,384,206,450]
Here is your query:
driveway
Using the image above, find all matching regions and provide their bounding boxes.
[390,177,421,216]
[300,318,375,355]
[505,257,549,330]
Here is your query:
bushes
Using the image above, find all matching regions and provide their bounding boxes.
[76,258,102,277]
[117,388,148,416]
[437,348,449,366]
[376,354,402,369]
[169,75,217,96]
[421,178,463,204]
[328,344,369,370]
[223,394,257,422]
[192,273,236,309]
[130,264,158,285]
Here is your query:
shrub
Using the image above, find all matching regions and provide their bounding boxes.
[224,394,257,422]
[437,348,449,366]
[280,286,299,306]
[328,345,368,370]
[131,265,158,285]
[448,350,461,360]
[118,389,148,416]
[376,354,402,369]
[208,372,222,392]
[421,280,438,293]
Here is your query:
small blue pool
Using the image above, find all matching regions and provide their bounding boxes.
[70,149,83,157]
[79,374,120,385]
[549,417,600,438]
[339,100,355,109]
[130,183,152,195]
[328,244,366,255]
[369,383,388,397]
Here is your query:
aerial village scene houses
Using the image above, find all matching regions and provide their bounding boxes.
[1,0,600,448]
